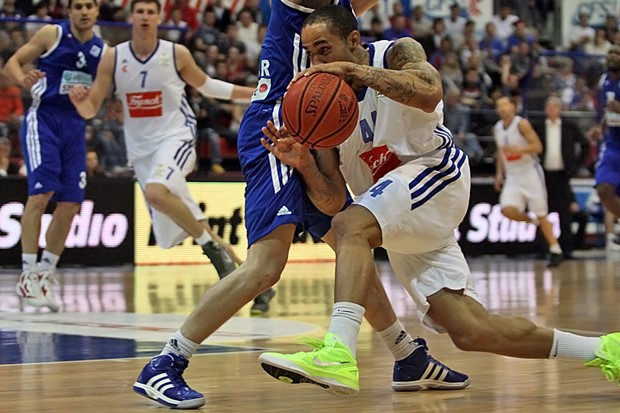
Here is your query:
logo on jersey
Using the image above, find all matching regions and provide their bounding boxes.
[59,70,93,94]
[251,78,271,102]
[358,145,402,182]
[90,45,102,58]
[126,91,163,117]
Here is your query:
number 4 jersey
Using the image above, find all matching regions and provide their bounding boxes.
[113,39,197,162]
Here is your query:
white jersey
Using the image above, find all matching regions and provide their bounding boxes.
[114,40,196,161]
[338,40,453,196]
[493,115,538,174]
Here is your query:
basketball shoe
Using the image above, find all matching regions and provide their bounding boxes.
[16,268,46,308]
[16,268,60,311]
[133,353,205,409]
[585,333,620,384]
[202,240,236,278]
[251,288,276,315]
[258,333,359,396]
[392,337,470,391]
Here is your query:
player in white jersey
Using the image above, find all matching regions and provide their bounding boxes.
[258,5,620,395]
[69,0,268,289]
[493,96,563,268]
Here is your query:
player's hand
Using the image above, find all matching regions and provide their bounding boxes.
[606,99,620,113]
[502,145,521,155]
[288,62,355,88]
[19,69,45,89]
[494,175,504,192]
[69,85,90,104]
[261,121,314,170]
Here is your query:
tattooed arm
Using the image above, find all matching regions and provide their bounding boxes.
[349,38,442,112]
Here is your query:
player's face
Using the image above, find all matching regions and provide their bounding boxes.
[302,23,355,66]
[68,0,99,31]
[495,97,515,118]
[607,45,620,72]
[131,2,161,31]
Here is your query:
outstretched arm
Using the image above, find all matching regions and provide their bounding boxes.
[175,44,254,101]
[69,47,115,119]
[261,121,347,216]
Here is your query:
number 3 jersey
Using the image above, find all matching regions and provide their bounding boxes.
[32,21,104,117]
[113,40,196,162]
[338,40,454,196]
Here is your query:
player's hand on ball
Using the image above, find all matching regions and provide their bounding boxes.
[261,121,315,170]
[289,62,354,89]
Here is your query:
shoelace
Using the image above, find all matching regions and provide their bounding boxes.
[167,360,192,390]
[39,272,59,286]
[295,336,325,353]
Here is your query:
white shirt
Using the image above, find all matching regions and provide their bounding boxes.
[490,14,519,41]
[544,119,564,171]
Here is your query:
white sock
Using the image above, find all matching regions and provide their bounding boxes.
[327,302,365,356]
[549,244,562,254]
[376,320,417,361]
[161,329,200,359]
[39,251,60,272]
[22,253,37,271]
[549,329,600,361]
[195,230,213,246]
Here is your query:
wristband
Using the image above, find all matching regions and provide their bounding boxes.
[197,78,234,100]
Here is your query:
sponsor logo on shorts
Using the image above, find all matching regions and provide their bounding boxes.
[126,91,163,118]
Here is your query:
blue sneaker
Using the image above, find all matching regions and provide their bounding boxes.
[392,338,470,391]
[133,354,205,409]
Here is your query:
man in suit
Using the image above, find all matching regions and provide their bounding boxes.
[533,97,590,258]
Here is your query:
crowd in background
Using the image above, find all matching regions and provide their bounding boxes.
[0,0,616,179]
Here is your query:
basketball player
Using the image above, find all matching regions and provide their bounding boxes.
[127,0,467,409]
[69,0,277,307]
[493,96,563,268]
[596,44,620,250]
[257,5,620,395]
[5,0,104,312]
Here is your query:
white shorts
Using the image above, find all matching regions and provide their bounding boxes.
[354,148,480,332]
[500,163,548,216]
[132,137,204,249]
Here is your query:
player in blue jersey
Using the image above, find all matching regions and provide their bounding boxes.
[132,0,467,409]
[596,44,620,251]
[5,0,103,312]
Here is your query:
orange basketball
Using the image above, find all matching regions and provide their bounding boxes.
[282,72,359,149]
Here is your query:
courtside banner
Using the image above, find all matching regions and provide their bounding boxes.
[0,177,134,266]
[134,182,334,265]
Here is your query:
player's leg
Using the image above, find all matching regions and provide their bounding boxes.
[594,149,620,250]
[133,224,296,408]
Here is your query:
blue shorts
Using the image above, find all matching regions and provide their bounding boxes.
[238,101,338,246]
[595,143,620,196]
[21,107,87,202]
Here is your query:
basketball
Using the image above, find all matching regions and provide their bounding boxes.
[282,72,359,149]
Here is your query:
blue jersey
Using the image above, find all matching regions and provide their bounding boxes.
[31,21,104,117]
[250,0,352,104]
[598,72,620,152]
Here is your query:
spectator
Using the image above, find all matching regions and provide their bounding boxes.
[506,19,535,54]
[0,136,25,177]
[164,6,189,43]
[236,8,259,52]
[429,36,453,71]
[491,4,519,42]
[410,5,432,38]
[604,14,618,43]
[86,147,107,177]
[210,0,232,32]
[217,23,246,56]
[25,1,52,36]
[585,28,612,58]
[0,68,24,137]
[1,0,24,33]
[98,99,128,175]
[443,2,466,41]
[164,0,198,31]
[461,67,489,109]
[569,11,595,52]
[357,3,389,38]
[443,88,484,162]
[204,44,222,78]
[189,87,225,174]
[440,51,463,90]
[382,14,412,41]
[194,7,220,52]
[479,22,504,63]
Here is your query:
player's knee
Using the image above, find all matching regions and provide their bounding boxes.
[448,325,489,352]
[332,212,365,242]
[56,202,81,218]
[597,183,615,201]
[144,186,167,211]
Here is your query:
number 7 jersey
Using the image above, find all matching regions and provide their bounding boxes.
[113,40,197,162]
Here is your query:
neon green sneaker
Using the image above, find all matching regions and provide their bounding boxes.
[258,333,359,396]
[585,333,620,384]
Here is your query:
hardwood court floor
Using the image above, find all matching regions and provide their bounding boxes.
[1,251,620,413]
